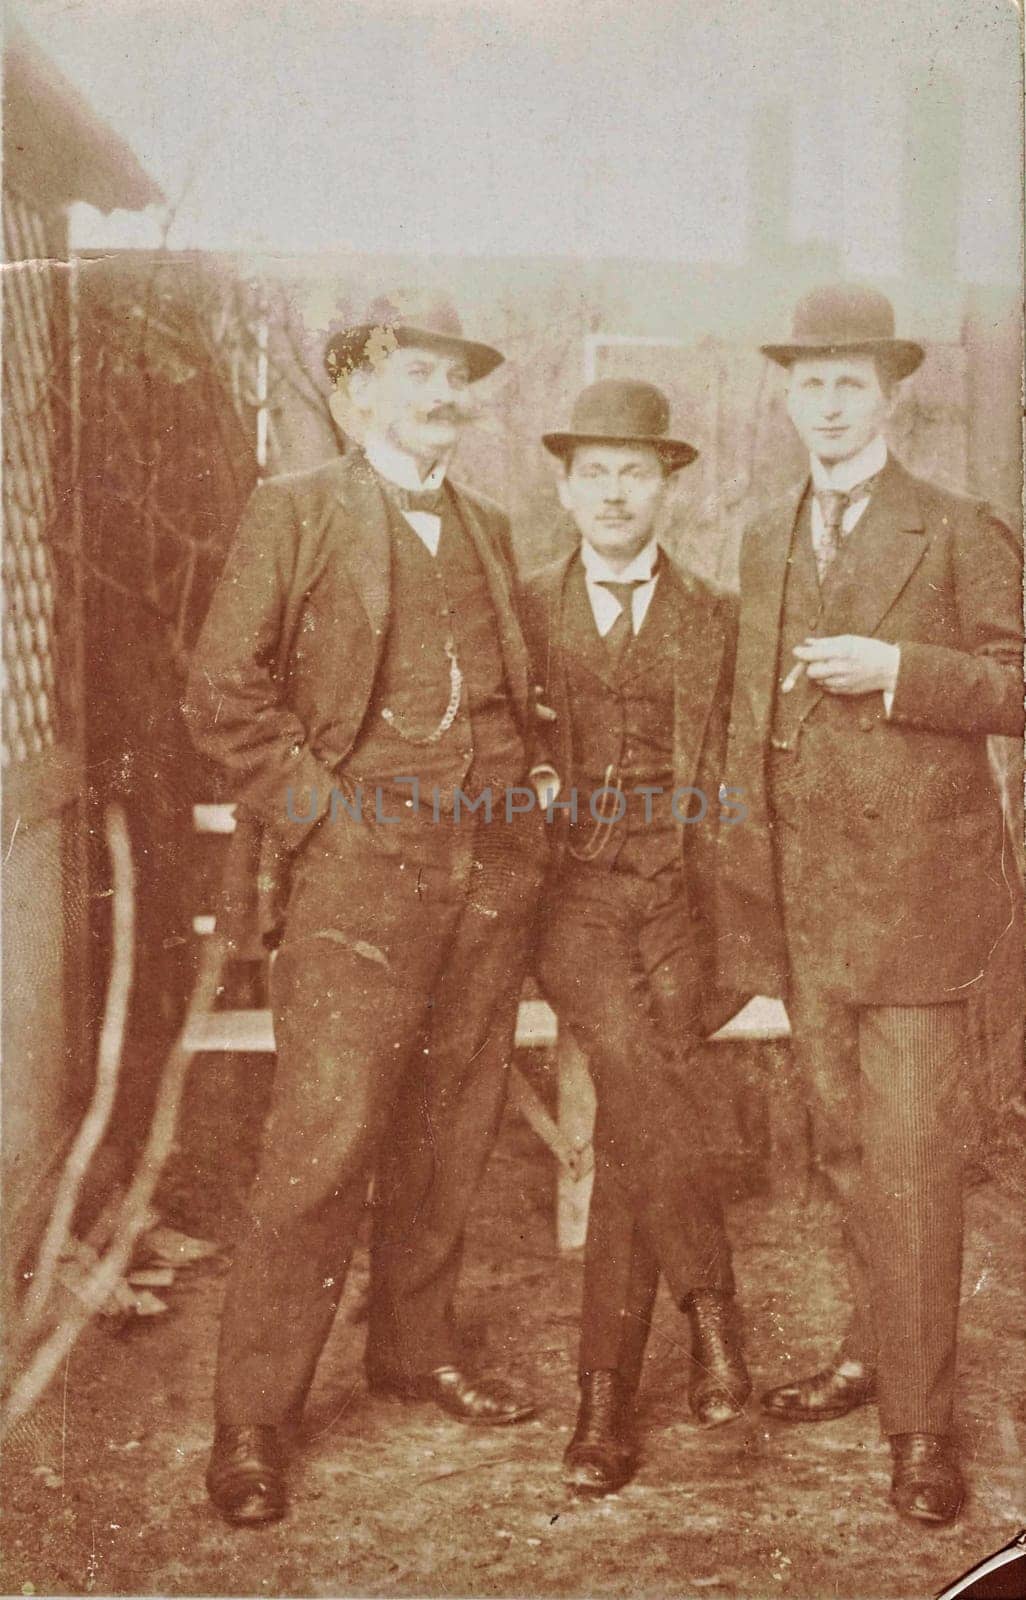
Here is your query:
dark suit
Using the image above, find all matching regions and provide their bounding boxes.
[184,450,545,1425]
[717,455,1023,1434]
[520,549,740,1387]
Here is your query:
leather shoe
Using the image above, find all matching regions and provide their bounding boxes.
[761,1362,876,1423]
[368,1364,536,1425]
[890,1433,964,1525]
[563,1370,635,1496]
[684,1291,752,1427]
[206,1425,286,1526]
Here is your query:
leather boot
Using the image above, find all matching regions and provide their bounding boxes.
[562,1370,635,1496]
[889,1433,964,1525]
[683,1291,752,1427]
[206,1425,287,1526]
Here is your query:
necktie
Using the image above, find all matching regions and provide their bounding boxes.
[596,578,650,666]
[812,476,877,581]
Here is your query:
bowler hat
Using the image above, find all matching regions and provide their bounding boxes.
[324,291,504,385]
[543,379,699,472]
[761,283,924,380]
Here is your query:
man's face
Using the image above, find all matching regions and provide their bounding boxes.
[785,355,893,465]
[347,344,473,464]
[557,444,669,565]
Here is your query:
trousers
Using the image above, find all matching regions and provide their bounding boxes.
[538,863,735,1387]
[213,808,544,1426]
[777,823,972,1435]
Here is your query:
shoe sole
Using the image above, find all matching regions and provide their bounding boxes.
[218,1504,286,1528]
[693,1404,749,1429]
[761,1398,876,1423]
[368,1381,536,1425]
[563,1476,629,1498]
[445,1405,537,1426]
[892,1500,963,1526]
[207,1489,286,1528]
[891,1488,964,1526]
[562,1464,633,1497]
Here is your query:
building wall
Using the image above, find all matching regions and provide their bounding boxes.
[1,187,88,1304]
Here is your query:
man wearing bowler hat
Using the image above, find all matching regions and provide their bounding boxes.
[520,379,751,1495]
[185,293,547,1525]
[717,283,1023,1524]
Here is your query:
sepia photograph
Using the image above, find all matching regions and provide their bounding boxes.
[1,2,1024,1596]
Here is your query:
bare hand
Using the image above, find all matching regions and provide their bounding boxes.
[792,635,900,696]
[530,765,561,808]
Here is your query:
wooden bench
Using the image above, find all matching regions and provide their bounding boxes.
[185,804,790,1248]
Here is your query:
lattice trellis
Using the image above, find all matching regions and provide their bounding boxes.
[2,190,62,768]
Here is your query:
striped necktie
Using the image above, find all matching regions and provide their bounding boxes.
[813,475,878,581]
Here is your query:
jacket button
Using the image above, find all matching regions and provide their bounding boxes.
[858,716,875,733]
[862,803,881,820]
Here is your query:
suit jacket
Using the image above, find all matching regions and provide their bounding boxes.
[183,450,534,946]
[519,547,739,998]
[716,455,1024,1004]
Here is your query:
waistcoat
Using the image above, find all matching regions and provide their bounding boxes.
[346,489,524,825]
[769,491,886,820]
[563,563,679,876]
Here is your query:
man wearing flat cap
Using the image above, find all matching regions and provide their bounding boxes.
[185,293,547,1524]
[718,283,1024,1525]
[520,380,750,1496]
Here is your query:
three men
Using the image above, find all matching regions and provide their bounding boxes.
[520,380,750,1495]
[718,284,1024,1525]
[188,277,1020,1528]
[185,295,547,1525]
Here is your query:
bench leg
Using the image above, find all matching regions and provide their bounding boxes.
[556,1034,596,1252]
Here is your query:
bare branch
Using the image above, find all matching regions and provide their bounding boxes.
[13,806,135,1350]
[1,926,230,1439]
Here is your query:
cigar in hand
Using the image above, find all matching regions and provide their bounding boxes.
[780,660,806,694]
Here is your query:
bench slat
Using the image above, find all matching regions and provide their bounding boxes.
[179,994,788,1057]
[711,995,791,1041]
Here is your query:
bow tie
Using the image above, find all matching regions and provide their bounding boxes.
[391,482,447,516]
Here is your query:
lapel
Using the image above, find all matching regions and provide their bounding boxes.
[781,456,928,729]
[550,549,727,795]
[329,449,393,645]
[819,456,927,636]
[564,556,620,689]
[327,452,532,727]
[662,560,726,793]
[547,551,579,782]
[448,481,531,723]
[738,480,808,738]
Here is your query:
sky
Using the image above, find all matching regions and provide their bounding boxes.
[13,0,1024,283]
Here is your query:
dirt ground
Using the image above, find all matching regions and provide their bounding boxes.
[2,1048,1024,1600]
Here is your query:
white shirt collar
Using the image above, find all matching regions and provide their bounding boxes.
[363,433,448,493]
[580,537,660,585]
[810,433,888,494]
